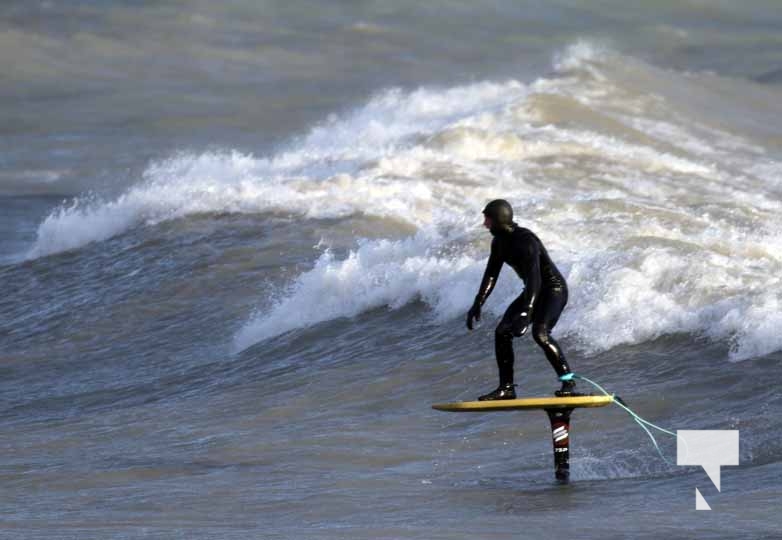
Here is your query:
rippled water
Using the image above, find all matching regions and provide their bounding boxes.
[2,2,782,538]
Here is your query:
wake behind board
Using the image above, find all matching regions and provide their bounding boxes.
[432,395,613,412]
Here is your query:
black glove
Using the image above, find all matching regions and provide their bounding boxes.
[466,299,482,330]
[511,311,530,337]
[498,311,530,337]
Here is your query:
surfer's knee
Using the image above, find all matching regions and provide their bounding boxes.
[531,323,549,346]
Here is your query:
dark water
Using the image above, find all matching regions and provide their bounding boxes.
[2,2,782,538]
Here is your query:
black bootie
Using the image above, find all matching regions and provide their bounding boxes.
[478,382,517,401]
[554,379,588,397]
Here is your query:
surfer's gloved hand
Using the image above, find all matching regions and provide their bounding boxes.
[466,299,482,330]
[496,312,528,337]
[510,312,530,337]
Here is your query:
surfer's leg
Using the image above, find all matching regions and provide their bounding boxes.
[531,288,583,396]
[494,294,532,384]
[531,287,570,376]
[478,307,520,401]
[494,323,515,386]
[531,323,570,377]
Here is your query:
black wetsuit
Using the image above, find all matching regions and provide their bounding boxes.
[474,224,571,386]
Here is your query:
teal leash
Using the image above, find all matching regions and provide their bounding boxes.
[560,373,685,466]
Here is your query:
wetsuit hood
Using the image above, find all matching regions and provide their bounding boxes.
[483,199,517,235]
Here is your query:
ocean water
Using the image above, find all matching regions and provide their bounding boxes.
[2,2,782,538]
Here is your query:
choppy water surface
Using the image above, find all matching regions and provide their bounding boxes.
[2,2,781,538]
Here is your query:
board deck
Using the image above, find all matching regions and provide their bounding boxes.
[432,395,613,412]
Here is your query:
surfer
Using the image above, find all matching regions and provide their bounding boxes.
[466,199,581,400]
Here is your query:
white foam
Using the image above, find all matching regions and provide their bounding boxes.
[232,226,535,352]
[553,40,611,74]
[234,233,475,351]
[716,291,782,362]
[26,41,782,361]
[27,81,527,258]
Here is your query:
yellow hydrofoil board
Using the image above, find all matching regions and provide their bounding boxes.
[432,395,613,412]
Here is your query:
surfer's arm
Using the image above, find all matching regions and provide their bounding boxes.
[467,239,503,330]
[475,239,503,306]
[515,234,541,316]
